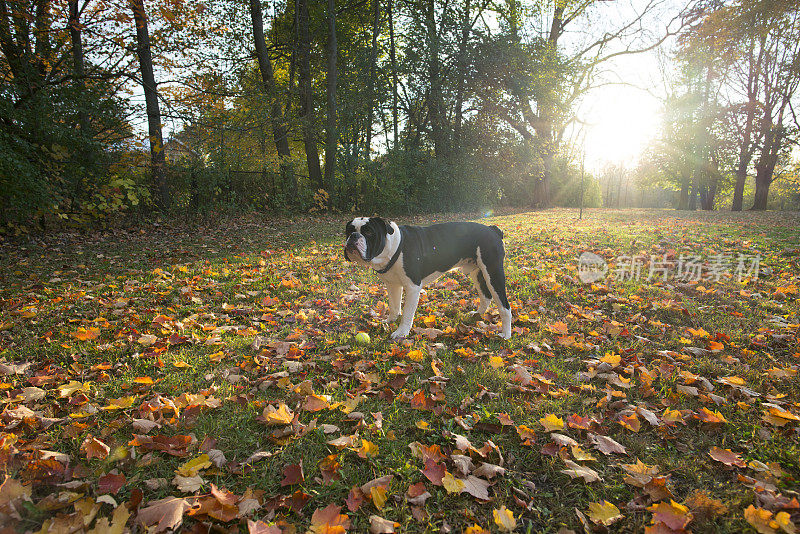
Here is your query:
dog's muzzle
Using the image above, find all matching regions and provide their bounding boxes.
[344,234,364,261]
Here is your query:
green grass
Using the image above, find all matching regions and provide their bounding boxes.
[1,209,799,533]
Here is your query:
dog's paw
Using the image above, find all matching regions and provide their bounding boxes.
[499,329,512,340]
[390,328,409,340]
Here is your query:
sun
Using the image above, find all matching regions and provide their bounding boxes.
[581,84,662,171]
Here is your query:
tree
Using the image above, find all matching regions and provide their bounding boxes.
[298,0,323,190]
[0,0,131,224]
[324,0,337,193]
[473,0,683,207]
[364,0,380,162]
[682,0,800,211]
[130,0,169,210]
[749,5,800,210]
[250,0,296,197]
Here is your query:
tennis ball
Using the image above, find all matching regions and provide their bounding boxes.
[354,332,371,345]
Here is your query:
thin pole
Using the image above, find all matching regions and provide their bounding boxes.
[579,152,585,220]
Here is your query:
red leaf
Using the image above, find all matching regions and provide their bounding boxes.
[421,459,445,486]
[346,486,365,512]
[98,472,126,495]
[281,462,304,486]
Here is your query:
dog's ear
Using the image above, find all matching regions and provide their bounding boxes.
[373,217,394,235]
[345,220,355,236]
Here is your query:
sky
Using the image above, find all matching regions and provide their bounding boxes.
[566,0,686,173]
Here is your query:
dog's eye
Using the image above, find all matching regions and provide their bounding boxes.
[363,228,372,235]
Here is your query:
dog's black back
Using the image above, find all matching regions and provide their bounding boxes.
[399,222,506,302]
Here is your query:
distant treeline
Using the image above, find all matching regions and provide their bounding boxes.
[0,0,796,231]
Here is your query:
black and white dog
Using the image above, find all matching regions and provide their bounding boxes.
[344,217,512,339]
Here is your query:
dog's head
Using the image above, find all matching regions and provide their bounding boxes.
[344,217,394,264]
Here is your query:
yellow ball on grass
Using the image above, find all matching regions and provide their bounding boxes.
[354,332,371,345]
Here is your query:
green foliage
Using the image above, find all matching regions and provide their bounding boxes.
[550,159,602,208]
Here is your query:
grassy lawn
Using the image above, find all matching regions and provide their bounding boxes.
[1,209,799,533]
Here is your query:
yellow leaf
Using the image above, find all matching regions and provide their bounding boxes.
[540,413,564,431]
[588,500,622,526]
[261,403,294,425]
[87,504,130,534]
[58,380,91,397]
[102,396,137,410]
[357,439,379,459]
[336,395,363,414]
[744,505,778,534]
[489,356,505,369]
[176,454,212,477]
[687,327,710,338]
[442,471,465,494]
[370,485,387,510]
[776,511,796,534]
[493,506,517,532]
[600,352,621,366]
[767,407,800,422]
[407,350,425,362]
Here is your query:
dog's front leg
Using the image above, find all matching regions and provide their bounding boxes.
[391,285,420,339]
[386,283,403,322]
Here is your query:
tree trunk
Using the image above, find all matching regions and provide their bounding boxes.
[532,3,565,208]
[750,107,785,211]
[452,0,471,153]
[733,35,765,211]
[731,165,748,212]
[426,0,446,158]
[751,138,779,211]
[388,0,398,150]
[731,100,758,211]
[688,170,699,211]
[324,0,338,194]
[68,0,85,91]
[68,0,88,135]
[130,0,169,210]
[751,167,771,210]
[250,0,295,197]
[364,0,380,163]
[297,0,323,190]
[678,170,690,210]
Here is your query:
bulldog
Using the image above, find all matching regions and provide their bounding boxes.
[344,217,512,339]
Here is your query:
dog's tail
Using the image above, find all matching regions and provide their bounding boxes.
[490,225,503,239]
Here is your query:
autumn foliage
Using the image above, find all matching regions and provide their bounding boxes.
[0,209,799,532]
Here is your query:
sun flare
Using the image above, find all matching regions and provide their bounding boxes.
[582,85,662,170]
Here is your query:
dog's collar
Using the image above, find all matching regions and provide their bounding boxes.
[375,229,403,274]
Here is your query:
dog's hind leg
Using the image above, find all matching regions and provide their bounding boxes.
[469,269,492,314]
[476,251,512,340]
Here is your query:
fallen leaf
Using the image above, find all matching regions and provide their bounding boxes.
[587,501,622,526]
[561,460,601,483]
[709,447,746,468]
[369,515,398,533]
[493,506,517,532]
[310,504,350,534]
[137,497,191,532]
